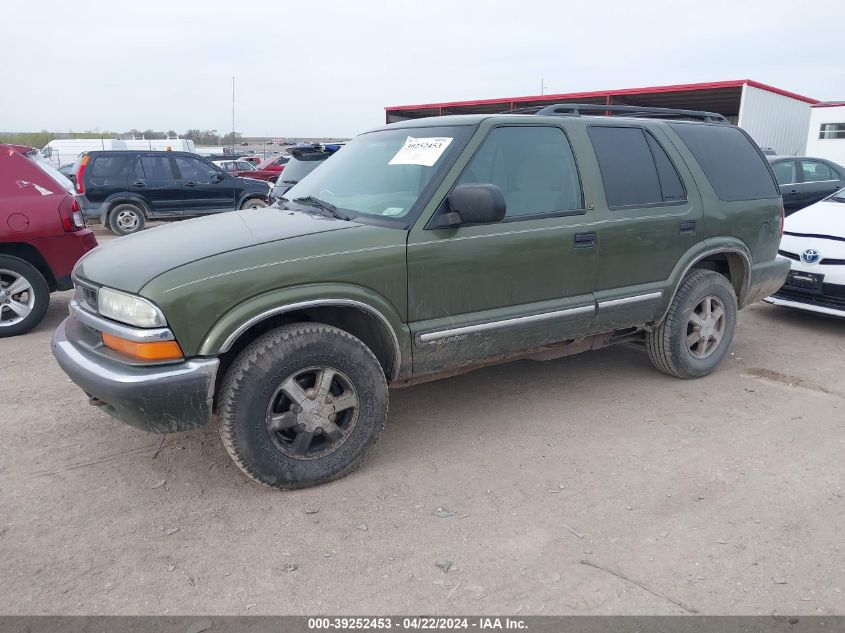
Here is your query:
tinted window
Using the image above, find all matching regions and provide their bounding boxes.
[455,126,582,218]
[90,155,133,178]
[278,154,331,184]
[670,123,778,201]
[175,156,219,183]
[137,156,174,182]
[771,160,796,185]
[801,160,835,182]
[588,127,684,208]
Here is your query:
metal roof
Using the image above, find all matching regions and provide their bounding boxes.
[385,80,818,122]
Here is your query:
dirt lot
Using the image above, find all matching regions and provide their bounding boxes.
[1,227,844,615]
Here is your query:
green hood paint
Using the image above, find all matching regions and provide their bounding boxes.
[74,208,360,293]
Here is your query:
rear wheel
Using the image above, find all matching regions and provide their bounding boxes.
[646,269,737,379]
[218,323,389,489]
[0,256,50,337]
[108,203,145,235]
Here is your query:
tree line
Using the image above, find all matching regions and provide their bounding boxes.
[0,129,244,148]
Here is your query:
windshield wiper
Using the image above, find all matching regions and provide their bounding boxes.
[292,196,352,221]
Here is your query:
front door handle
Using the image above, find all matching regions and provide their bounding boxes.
[131,180,146,187]
[184,181,196,187]
[574,232,597,248]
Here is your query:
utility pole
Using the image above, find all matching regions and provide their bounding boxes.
[231,76,236,157]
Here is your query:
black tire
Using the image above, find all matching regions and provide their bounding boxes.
[646,269,738,379]
[108,203,146,235]
[0,255,50,338]
[218,323,389,489]
[240,197,268,210]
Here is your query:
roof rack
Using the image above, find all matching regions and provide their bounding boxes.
[509,103,728,123]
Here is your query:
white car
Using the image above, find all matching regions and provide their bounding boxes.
[765,189,845,317]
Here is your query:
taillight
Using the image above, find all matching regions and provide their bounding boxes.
[59,195,86,232]
[75,154,88,194]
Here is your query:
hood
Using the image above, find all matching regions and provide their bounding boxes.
[785,197,845,238]
[74,208,360,293]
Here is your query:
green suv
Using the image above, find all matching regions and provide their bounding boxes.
[52,104,789,489]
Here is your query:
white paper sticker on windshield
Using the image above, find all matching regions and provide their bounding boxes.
[389,136,453,167]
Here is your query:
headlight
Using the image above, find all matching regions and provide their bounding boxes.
[98,288,166,328]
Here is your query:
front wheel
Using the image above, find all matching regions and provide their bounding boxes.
[218,323,389,489]
[240,197,268,210]
[646,269,738,379]
[0,256,50,337]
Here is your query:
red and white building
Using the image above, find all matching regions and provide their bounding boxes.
[385,79,818,156]
[805,102,845,166]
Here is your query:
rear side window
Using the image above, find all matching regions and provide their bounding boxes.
[771,160,796,185]
[670,124,779,201]
[587,126,685,208]
[135,156,175,181]
[90,155,133,178]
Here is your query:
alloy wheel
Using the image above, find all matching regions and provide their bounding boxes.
[686,295,726,359]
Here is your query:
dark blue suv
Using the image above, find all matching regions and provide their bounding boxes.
[74,150,271,235]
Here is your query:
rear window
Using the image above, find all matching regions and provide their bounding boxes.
[29,156,75,193]
[90,154,134,178]
[670,124,779,201]
[587,126,686,208]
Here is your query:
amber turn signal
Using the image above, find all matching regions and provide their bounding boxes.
[102,333,184,361]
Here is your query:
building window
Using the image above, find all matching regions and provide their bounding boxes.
[819,123,845,140]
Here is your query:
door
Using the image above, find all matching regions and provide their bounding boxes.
[798,159,843,209]
[770,159,801,212]
[585,125,703,331]
[173,155,237,214]
[130,155,182,216]
[407,125,598,374]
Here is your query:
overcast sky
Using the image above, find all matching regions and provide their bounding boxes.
[2,0,843,137]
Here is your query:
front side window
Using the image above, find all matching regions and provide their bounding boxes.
[819,123,845,139]
[284,125,472,222]
[801,160,835,182]
[588,126,685,208]
[175,156,219,183]
[455,126,582,218]
[771,160,797,185]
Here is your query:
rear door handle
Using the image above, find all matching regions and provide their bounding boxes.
[131,180,146,187]
[574,232,597,248]
[679,220,696,235]
[184,181,196,187]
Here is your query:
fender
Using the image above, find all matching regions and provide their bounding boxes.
[654,238,752,324]
[198,283,410,377]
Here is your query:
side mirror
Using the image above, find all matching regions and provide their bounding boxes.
[211,173,225,183]
[432,184,506,228]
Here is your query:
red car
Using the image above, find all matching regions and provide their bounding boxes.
[0,144,97,336]
[243,153,290,182]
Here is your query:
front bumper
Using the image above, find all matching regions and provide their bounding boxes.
[52,318,219,433]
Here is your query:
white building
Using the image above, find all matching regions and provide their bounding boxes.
[805,103,845,165]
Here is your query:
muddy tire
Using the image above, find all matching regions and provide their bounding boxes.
[218,323,389,489]
[646,269,737,379]
[0,256,50,338]
[108,203,145,235]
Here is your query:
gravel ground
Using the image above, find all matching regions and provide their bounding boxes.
[1,226,843,615]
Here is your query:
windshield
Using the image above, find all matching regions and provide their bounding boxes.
[829,188,845,203]
[284,125,472,221]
